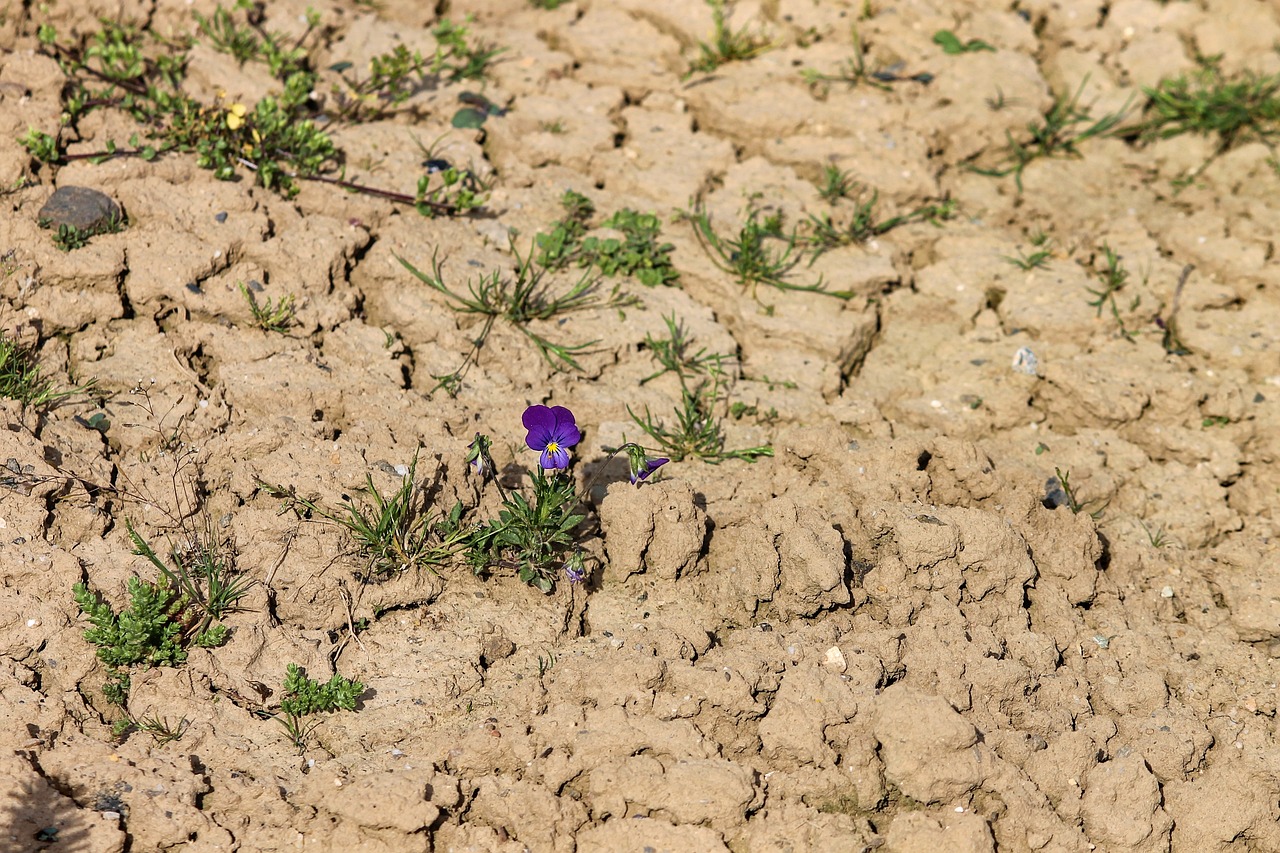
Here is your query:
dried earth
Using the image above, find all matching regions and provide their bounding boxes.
[1,0,1279,851]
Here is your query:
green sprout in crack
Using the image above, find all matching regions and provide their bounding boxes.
[680,204,850,305]
[971,79,1131,191]
[396,239,636,393]
[536,190,678,287]
[258,664,364,752]
[1132,58,1280,185]
[260,452,471,579]
[238,281,297,333]
[41,212,127,252]
[804,188,955,258]
[818,164,858,202]
[1086,244,1138,340]
[628,359,772,464]
[1002,229,1054,270]
[0,331,93,408]
[640,313,734,386]
[689,0,772,75]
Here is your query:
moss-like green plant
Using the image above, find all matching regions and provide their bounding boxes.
[261,664,364,751]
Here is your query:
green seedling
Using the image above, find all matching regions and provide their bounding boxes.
[805,189,954,256]
[259,664,364,752]
[690,0,772,74]
[397,239,634,392]
[933,30,995,55]
[818,164,858,201]
[1201,415,1231,428]
[640,313,733,386]
[1137,519,1169,548]
[74,523,242,709]
[20,127,59,164]
[239,282,297,333]
[628,362,772,464]
[1085,244,1138,339]
[682,204,849,304]
[1133,60,1280,184]
[536,191,678,286]
[0,331,92,408]
[41,212,126,251]
[1052,467,1107,518]
[1002,230,1054,270]
[973,79,1131,190]
[261,452,470,578]
[467,464,584,592]
[194,3,315,77]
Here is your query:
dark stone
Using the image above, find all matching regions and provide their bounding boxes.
[215,211,228,223]
[37,186,121,233]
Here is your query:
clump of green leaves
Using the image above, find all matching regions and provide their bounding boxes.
[239,282,297,333]
[262,664,364,751]
[468,466,584,593]
[261,453,470,578]
[0,331,91,408]
[817,164,857,202]
[1002,229,1054,270]
[1134,59,1280,183]
[690,0,772,74]
[74,522,245,707]
[40,212,127,252]
[536,190,678,287]
[932,30,995,55]
[804,188,954,257]
[194,3,314,77]
[972,80,1130,190]
[640,313,733,386]
[682,204,850,304]
[1086,244,1138,339]
[397,239,634,393]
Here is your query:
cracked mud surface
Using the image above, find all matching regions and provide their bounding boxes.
[2,1,1280,851]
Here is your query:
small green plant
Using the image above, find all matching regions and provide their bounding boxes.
[628,360,772,464]
[1201,415,1231,428]
[1052,467,1106,518]
[431,17,506,82]
[73,522,243,710]
[690,0,772,74]
[396,239,634,392]
[640,313,733,386]
[536,191,678,286]
[0,331,92,408]
[1086,244,1138,339]
[1002,230,1054,270]
[239,282,296,332]
[804,189,954,256]
[262,452,471,578]
[932,30,995,55]
[261,664,364,752]
[682,204,849,304]
[972,80,1130,190]
[818,164,857,201]
[41,211,127,251]
[19,127,59,164]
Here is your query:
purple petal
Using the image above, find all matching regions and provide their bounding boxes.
[523,405,555,451]
[549,406,580,447]
[541,445,570,470]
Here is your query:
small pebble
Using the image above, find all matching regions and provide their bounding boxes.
[214,211,228,223]
[185,282,202,294]
[1160,586,1175,598]
[26,618,40,628]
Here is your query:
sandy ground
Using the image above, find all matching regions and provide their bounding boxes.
[2,0,1280,850]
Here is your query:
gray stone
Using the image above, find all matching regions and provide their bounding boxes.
[37,186,122,233]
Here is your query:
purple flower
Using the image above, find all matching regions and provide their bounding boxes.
[466,433,492,477]
[564,551,586,584]
[522,405,581,470]
[624,444,668,485]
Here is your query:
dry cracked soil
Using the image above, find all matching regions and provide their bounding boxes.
[1,0,1280,851]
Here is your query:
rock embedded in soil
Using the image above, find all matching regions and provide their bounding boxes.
[37,186,121,233]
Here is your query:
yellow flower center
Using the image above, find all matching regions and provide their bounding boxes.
[545,441,560,454]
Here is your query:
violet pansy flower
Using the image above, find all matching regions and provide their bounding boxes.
[522,405,581,470]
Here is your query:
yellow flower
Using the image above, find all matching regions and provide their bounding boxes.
[226,102,247,130]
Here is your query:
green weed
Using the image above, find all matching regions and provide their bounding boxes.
[640,313,733,386]
[259,664,364,752]
[804,189,954,256]
[933,30,995,55]
[0,331,92,408]
[690,0,772,74]
[1052,467,1106,518]
[1002,230,1054,270]
[1134,60,1280,182]
[801,30,932,95]
[396,239,634,392]
[681,204,850,304]
[1086,244,1138,339]
[536,191,678,287]
[261,452,470,578]
[628,360,772,464]
[972,80,1130,190]
[41,212,126,251]
[817,164,857,202]
[467,466,584,592]
[238,282,297,333]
